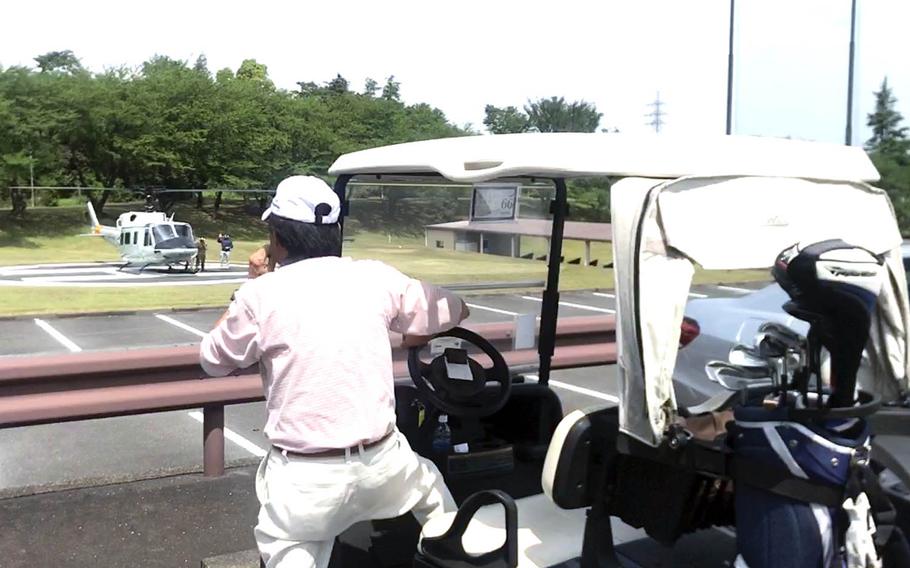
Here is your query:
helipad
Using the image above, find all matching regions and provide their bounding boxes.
[0,262,248,287]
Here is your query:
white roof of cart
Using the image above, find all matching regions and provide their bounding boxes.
[329,133,880,184]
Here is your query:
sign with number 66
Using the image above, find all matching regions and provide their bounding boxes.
[470,183,520,221]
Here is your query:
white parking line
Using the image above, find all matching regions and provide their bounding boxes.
[525,374,619,403]
[154,314,208,338]
[186,411,267,457]
[465,303,519,317]
[0,262,122,272]
[33,319,82,353]
[715,285,753,294]
[2,267,128,277]
[598,289,709,301]
[23,273,154,283]
[520,296,615,314]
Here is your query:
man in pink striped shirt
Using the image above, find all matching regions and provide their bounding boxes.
[200,175,468,568]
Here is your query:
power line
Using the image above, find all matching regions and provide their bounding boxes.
[645,92,666,133]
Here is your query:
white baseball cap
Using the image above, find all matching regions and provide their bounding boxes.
[261,175,341,224]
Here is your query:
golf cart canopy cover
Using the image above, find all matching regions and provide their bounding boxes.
[612,175,909,445]
[329,133,909,447]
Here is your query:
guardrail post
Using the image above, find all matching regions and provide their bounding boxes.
[203,405,225,477]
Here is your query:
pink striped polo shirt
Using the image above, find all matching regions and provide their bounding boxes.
[199,256,465,453]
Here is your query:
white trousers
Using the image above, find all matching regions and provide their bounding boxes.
[254,430,456,568]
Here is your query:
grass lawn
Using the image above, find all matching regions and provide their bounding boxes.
[0,284,240,317]
[0,205,771,316]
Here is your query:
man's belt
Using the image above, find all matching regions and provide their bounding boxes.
[274,430,395,459]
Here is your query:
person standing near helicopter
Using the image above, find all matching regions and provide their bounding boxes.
[194,236,207,272]
[200,175,467,568]
[217,232,233,267]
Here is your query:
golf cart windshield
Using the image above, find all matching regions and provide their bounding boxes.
[329,133,910,447]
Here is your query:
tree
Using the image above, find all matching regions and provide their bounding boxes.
[1,152,32,216]
[483,105,529,134]
[866,78,909,158]
[0,53,468,227]
[864,79,910,232]
[326,74,349,94]
[363,77,379,96]
[34,50,84,74]
[193,55,209,75]
[215,68,234,83]
[236,59,269,82]
[382,75,401,101]
[295,81,320,96]
[524,96,601,132]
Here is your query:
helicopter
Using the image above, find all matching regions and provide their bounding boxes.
[84,190,198,271]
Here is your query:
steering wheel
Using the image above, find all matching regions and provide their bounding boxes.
[407,327,511,418]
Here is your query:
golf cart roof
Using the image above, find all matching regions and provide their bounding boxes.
[329,133,880,184]
[330,135,907,448]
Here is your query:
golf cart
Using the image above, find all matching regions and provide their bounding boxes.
[324,133,910,567]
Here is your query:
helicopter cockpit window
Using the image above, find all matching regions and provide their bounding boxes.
[144,230,151,247]
[151,225,177,243]
[174,224,193,240]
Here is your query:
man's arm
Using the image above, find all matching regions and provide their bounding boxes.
[400,301,470,347]
[200,289,261,377]
[385,269,470,346]
[211,245,273,328]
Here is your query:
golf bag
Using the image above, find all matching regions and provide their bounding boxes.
[731,240,910,568]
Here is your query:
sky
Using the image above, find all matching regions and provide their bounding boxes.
[2,0,908,146]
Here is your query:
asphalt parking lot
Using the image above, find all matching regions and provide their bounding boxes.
[0,282,768,496]
[0,284,766,567]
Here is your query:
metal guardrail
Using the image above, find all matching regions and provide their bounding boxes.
[0,316,616,476]
[443,280,545,291]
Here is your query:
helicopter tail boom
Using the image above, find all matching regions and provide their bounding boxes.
[84,201,119,242]
[86,200,101,232]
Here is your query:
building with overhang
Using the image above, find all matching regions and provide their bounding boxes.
[425,220,612,266]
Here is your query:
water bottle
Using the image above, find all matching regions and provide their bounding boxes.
[431,414,451,454]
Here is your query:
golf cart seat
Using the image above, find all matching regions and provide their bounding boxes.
[415,405,618,568]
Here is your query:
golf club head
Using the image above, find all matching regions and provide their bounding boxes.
[755,322,806,360]
[705,360,774,391]
[756,322,806,349]
[728,344,770,369]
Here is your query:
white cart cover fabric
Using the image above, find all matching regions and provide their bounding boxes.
[611,176,909,446]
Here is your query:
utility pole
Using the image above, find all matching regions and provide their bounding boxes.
[726,0,735,135]
[845,0,857,145]
[646,92,666,133]
[29,155,35,208]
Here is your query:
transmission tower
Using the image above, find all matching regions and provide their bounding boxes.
[646,92,666,133]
